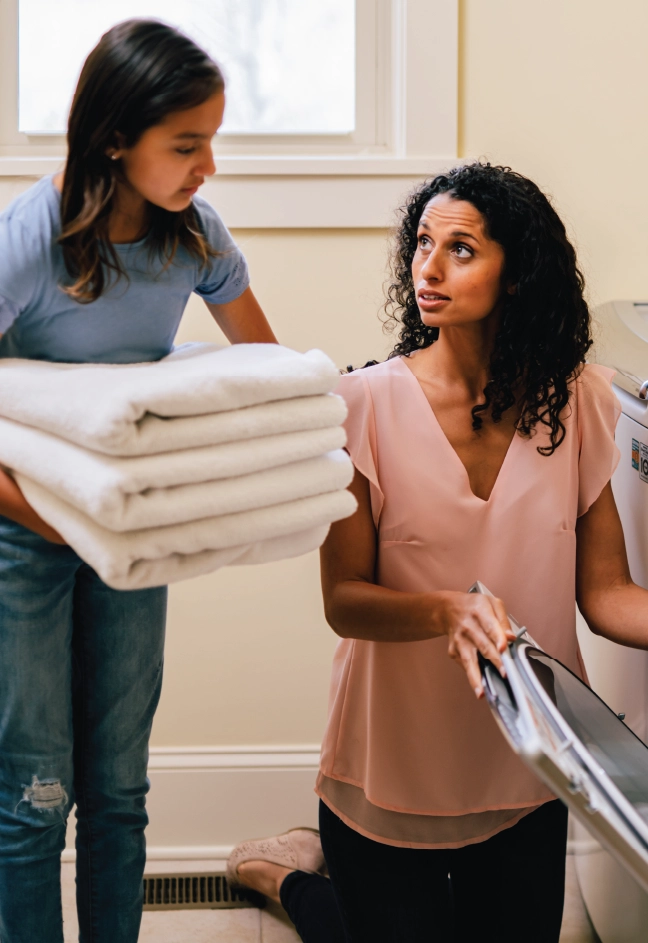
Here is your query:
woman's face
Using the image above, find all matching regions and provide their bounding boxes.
[411,192,507,330]
[112,91,225,212]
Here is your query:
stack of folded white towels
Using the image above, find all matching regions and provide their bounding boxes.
[0,343,356,590]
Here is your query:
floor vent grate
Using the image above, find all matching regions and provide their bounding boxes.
[143,872,263,911]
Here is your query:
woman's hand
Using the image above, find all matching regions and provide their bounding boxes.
[0,468,66,544]
[436,591,516,698]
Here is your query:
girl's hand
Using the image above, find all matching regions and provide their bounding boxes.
[0,468,66,544]
[436,591,516,699]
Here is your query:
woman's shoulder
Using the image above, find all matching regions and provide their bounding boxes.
[340,357,403,381]
[574,362,618,408]
[337,357,402,405]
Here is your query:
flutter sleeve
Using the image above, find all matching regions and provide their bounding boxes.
[576,364,621,517]
[337,371,384,524]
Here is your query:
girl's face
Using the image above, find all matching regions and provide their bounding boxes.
[112,91,225,212]
[411,192,508,330]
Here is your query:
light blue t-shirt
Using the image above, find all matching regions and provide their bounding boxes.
[0,176,249,364]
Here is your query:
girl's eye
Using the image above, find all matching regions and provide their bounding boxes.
[176,147,197,156]
[453,244,473,258]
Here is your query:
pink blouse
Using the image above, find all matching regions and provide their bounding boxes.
[317,358,620,848]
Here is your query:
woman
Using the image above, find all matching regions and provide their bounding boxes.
[230,162,648,942]
[0,19,275,943]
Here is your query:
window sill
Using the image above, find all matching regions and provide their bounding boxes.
[0,154,454,177]
[0,154,459,228]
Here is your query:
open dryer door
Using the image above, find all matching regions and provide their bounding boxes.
[471,583,648,894]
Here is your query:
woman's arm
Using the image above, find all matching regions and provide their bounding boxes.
[320,467,515,696]
[205,287,277,344]
[577,481,648,647]
[0,468,64,543]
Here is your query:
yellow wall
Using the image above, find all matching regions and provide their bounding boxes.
[460,0,648,306]
[3,0,647,748]
[156,231,391,746]
[157,0,648,748]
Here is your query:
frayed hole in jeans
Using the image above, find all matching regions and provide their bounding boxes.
[21,775,67,810]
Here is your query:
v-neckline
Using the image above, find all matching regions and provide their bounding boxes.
[395,356,517,505]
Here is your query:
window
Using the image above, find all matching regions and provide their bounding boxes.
[19,0,356,136]
[0,1,458,227]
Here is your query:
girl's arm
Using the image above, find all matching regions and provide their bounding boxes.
[577,481,648,646]
[205,287,277,344]
[0,468,64,543]
[320,467,514,697]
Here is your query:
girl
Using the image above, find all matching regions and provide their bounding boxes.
[0,19,275,943]
[229,163,648,942]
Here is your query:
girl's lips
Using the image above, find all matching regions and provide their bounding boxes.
[181,185,200,195]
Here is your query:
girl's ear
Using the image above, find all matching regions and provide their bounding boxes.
[106,132,127,161]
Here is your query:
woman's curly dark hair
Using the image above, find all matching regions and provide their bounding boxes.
[382,162,592,454]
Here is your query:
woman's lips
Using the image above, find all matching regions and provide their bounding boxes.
[418,292,450,311]
[181,185,200,195]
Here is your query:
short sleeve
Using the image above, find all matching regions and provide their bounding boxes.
[0,295,20,334]
[337,371,384,523]
[576,364,621,517]
[191,195,250,304]
[0,218,39,312]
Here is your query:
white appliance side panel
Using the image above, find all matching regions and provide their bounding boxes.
[576,408,648,943]
[579,411,648,743]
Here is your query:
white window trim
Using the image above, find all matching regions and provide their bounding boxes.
[0,0,459,228]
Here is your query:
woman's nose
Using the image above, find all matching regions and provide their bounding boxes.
[421,248,443,280]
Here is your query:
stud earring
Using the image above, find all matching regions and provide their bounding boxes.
[111,154,118,161]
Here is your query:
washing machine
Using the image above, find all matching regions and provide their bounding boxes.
[576,300,648,942]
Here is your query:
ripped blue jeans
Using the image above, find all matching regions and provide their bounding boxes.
[0,517,167,942]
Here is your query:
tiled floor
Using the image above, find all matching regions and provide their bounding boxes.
[61,853,599,942]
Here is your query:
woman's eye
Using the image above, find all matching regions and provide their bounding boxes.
[454,244,473,258]
[417,234,430,247]
[176,147,197,156]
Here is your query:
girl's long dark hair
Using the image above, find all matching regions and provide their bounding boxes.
[383,162,592,454]
[59,19,224,303]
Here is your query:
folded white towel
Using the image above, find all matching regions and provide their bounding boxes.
[0,419,353,531]
[0,417,347,529]
[78,393,345,457]
[17,476,357,590]
[0,343,341,453]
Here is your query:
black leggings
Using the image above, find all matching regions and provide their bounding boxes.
[279,798,568,943]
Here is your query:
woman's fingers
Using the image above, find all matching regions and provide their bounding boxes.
[469,599,509,670]
[489,596,515,648]
[455,638,485,698]
[444,592,516,697]
[466,616,507,677]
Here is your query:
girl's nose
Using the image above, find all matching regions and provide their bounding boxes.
[198,147,216,177]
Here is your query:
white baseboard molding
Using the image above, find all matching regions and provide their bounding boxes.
[63,746,321,864]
